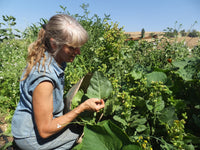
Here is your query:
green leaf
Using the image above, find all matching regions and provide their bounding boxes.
[130,70,143,80]
[184,133,200,144]
[172,60,188,68]
[176,67,194,81]
[1,142,13,150]
[136,124,147,132]
[122,144,142,150]
[73,120,138,150]
[104,98,114,116]
[145,71,167,86]
[79,111,96,124]
[172,57,200,81]
[86,71,113,99]
[130,117,147,127]
[192,114,200,128]
[73,143,82,150]
[184,144,195,150]
[113,115,128,126]
[154,97,165,112]
[159,107,177,126]
[146,100,153,111]
[71,90,84,109]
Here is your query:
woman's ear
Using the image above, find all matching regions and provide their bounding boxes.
[50,38,57,50]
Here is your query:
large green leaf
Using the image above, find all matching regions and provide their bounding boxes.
[64,72,112,112]
[158,107,177,126]
[122,144,142,150]
[172,57,200,81]
[86,71,113,99]
[73,120,141,150]
[145,71,167,86]
[172,59,188,68]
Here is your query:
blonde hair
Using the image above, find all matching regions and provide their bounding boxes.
[22,14,88,80]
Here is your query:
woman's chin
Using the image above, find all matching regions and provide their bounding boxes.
[66,58,75,62]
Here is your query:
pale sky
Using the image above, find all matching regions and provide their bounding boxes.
[0,0,199,32]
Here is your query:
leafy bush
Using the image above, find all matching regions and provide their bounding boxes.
[180,29,187,36]
[163,27,178,38]
[188,29,199,37]
[1,3,200,149]
[0,39,27,116]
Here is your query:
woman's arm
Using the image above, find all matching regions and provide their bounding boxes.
[33,81,104,138]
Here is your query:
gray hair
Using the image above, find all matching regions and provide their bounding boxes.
[45,14,88,55]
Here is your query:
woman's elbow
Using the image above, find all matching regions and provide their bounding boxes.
[37,128,51,139]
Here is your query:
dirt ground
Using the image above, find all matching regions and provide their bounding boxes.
[125,32,199,48]
[0,114,13,149]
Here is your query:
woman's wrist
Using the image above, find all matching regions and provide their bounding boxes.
[74,103,85,114]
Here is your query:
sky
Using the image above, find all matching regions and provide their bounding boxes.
[0,0,200,32]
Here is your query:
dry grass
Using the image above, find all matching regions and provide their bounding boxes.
[125,32,199,48]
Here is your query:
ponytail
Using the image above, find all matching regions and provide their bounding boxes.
[21,27,47,80]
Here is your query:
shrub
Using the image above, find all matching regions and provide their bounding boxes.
[188,29,199,37]
[141,28,145,38]
[180,29,187,36]
[0,39,27,116]
[163,27,178,38]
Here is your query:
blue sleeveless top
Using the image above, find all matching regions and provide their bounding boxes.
[12,52,67,138]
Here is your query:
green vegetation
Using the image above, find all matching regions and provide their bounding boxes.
[163,21,199,38]
[1,3,200,149]
[141,28,145,38]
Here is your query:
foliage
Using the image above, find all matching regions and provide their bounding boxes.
[0,15,21,42]
[0,39,27,116]
[141,28,145,38]
[188,29,199,37]
[163,27,178,38]
[163,21,199,38]
[73,120,141,150]
[0,3,200,149]
[22,18,48,42]
[180,29,187,36]
[70,71,113,124]
[163,21,184,38]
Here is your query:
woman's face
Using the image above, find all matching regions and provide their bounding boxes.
[56,45,81,64]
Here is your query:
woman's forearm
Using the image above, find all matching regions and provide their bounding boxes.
[38,104,85,138]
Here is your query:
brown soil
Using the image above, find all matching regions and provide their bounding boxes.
[0,114,13,149]
[125,32,199,48]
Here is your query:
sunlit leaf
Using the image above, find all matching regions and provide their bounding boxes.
[86,71,113,99]
[73,120,140,150]
[145,71,167,86]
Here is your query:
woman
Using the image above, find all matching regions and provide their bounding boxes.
[11,14,105,150]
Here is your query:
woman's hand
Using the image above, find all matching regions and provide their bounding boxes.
[81,98,105,112]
